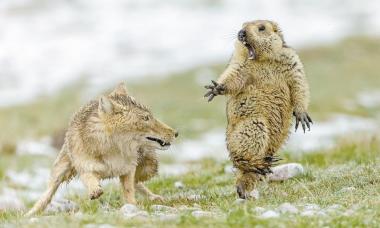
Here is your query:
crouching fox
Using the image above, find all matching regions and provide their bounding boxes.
[26,83,178,216]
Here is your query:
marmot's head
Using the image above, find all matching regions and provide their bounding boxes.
[236,20,287,60]
[98,83,178,150]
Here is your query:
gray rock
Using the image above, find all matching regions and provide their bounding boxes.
[268,163,304,181]
[45,199,78,213]
[120,204,148,219]
[278,203,298,214]
[150,205,178,213]
[174,181,184,189]
[252,207,265,214]
[260,210,280,218]
[191,210,216,218]
[304,203,320,211]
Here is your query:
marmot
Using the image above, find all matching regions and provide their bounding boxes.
[204,20,312,199]
[26,83,178,216]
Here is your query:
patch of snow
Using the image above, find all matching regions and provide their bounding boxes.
[357,91,380,108]
[174,181,184,189]
[45,199,79,214]
[268,163,304,181]
[287,115,378,152]
[16,137,57,156]
[0,188,25,211]
[259,210,280,219]
[1,0,379,106]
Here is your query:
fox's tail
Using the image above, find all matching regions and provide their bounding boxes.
[25,147,74,217]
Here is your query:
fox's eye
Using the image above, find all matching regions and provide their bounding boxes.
[258,25,265,32]
[142,115,150,121]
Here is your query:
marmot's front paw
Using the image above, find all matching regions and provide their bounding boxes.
[204,80,226,102]
[293,111,313,133]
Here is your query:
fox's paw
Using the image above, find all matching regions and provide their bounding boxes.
[204,80,225,102]
[89,187,103,200]
[149,194,164,202]
[293,111,313,133]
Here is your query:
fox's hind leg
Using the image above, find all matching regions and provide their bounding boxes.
[80,172,103,200]
[227,118,272,199]
[120,166,137,204]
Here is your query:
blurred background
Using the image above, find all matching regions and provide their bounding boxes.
[0,0,380,214]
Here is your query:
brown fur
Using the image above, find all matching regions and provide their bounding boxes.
[26,83,177,216]
[205,20,312,198]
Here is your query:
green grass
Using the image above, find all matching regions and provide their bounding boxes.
[1,37,380,227]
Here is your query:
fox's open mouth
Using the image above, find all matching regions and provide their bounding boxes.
[146,137,171,147]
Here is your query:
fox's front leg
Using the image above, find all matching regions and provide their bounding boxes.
[135,182,164,202]
[120,166,137,204]
[80,172,103,200]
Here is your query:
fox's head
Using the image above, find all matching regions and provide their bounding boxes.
[98,83,178,150]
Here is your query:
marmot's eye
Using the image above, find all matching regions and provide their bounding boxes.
[258,25,265,32]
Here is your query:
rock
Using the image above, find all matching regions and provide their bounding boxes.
[252,207,265,214]
[304,203,320,211]
[84,224,115,228]
[153,212,179,221]
[177,205,199,212]
[0,192,25,211]
[187,194,202,201]
[191,210,216,218]
[260,210,280,218]
[248,189,260,200]
[45,199,79,213]
[234,199,246,205]
[268,163,304,181]
[150,205,178,213]
[300,210,316,217]
[278,203,298,214]
[174,181,184,189]
[120,204,148,219]
[338,187,356,194]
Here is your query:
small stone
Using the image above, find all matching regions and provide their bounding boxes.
[300,210,316,217]
[338,187,356,194]
[84,224,115,228]
[177,205,199,212]
[154,212,179,221]
[268,163,304,181]
[252,207,265,214]
[188,194,202,201]
[260,210,280,218]
[120,204,148,219]
[304,203,320,211]
[248,189,259,200]
[150,205,178,213]
[191,210,216,218]
[174,181,184,189]
[45,199,78,213]
[278,203,298,214]
[234,199,246,205]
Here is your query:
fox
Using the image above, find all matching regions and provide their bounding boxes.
[26,83,178,216]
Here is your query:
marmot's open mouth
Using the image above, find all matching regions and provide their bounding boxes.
[241,41,256,60]
[146,137,171,147]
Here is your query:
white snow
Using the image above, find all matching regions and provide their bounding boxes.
[16,137,57,156]
[0,0,379,106]
[259,210,280,219]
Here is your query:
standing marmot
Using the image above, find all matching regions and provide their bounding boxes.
[204,20,312,199]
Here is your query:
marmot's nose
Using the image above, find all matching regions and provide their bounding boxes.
[238,29,246,41]
[174,131,179,138]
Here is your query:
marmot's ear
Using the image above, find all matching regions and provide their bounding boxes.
[110,82,128,96]
[98,96,114,114]
[269,21,289,48]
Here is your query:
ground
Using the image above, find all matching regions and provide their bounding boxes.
[0,37,380,227]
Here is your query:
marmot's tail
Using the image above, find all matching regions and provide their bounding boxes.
[25,148,74,216]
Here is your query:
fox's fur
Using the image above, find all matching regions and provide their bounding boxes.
[205,20,312,198]
[26,83,177,216]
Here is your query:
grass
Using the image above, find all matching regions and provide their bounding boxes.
[0,36,380,227]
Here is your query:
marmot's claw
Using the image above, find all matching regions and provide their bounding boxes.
[294,112,313,133]
[204,80,225,102]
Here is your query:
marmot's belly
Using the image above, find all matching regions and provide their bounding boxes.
[226,85,293,150]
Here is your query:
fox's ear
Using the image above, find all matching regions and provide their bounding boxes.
[110,82,128,96]
[98,96,113,114]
